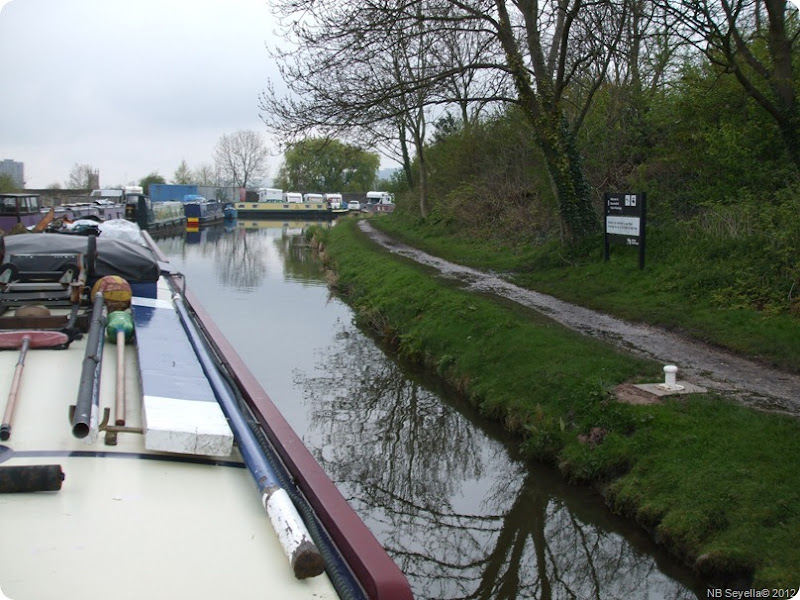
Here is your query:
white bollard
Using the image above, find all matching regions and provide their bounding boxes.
[663,365,678,386]
[657,364,684,392]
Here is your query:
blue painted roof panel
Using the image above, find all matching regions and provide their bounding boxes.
[131,301,216,403]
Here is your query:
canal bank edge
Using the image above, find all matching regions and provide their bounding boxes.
[312,219,800,590]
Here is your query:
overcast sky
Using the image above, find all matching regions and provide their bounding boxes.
[0,0,285,189]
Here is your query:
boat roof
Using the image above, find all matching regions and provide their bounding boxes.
[0,230,413,600]
[0,285,342,599]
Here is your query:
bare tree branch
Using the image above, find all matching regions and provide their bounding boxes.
[212,130,270,189]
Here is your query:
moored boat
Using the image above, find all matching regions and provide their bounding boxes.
[223,202,237,220]
[0,193,126,235]
[51,200,127,223]
[236,189,349,218]
[0,193,45,233]
[234,199,335,218]
[124,192,186,231]
[183,195,225,227]
[0,224,412,599]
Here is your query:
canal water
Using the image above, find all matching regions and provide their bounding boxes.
[153,220,704,600]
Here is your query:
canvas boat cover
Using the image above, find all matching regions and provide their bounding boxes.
[3,233,160,283]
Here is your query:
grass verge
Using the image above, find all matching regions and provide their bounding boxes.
[316,218,800,588]
[370,215,800,374]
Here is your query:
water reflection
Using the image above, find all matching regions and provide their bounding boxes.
[155,222,702,600]
[299,318,702,600]
[154,220,329,290]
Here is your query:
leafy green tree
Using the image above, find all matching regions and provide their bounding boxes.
[173,160,193,184]
[666,0,800,170]
[274,138,379,192]
[419,107,557,239]
[0,174,16,193]
[139,172,166,195]
[431,113,461,145]
[619,59,796,220]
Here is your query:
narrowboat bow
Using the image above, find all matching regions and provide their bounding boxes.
[0,223,412,600]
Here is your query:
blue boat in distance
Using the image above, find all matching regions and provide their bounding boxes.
[183,195,224,227]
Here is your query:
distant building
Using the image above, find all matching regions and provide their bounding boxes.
[0,159,24,188]
[377,167,399,182]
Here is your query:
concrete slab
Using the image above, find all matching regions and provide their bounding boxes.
[633,381,708,397]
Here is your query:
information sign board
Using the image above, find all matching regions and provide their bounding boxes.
[604,192,646,269]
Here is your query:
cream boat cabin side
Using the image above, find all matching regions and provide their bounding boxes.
[0,223,412,600]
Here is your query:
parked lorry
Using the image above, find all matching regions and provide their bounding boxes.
[366,191,394,205]
[365,191,395,212]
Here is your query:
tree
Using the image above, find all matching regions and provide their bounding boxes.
[173,160,193,184]
[0,174,16,193]
[67,163,96,189]
[483,0,632,239]
[261,0,502,218]
[193,163,219,186]
[139,172,166,195]
[213,130,270,189]
[274,138,379,191]
[262,0,633,239]
[388,7,444,217]
[664,0,800,169]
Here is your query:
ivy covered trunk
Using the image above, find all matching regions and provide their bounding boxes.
[510,80,598,242]
[533,113,598,241]
[495,0,598,242]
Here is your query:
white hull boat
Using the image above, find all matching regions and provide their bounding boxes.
[0,222,412,600]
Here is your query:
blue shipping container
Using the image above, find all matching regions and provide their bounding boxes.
[149,184,198,202]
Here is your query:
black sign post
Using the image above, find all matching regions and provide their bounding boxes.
[604,192,646,269]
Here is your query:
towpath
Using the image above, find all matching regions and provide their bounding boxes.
[359,220,800,417]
